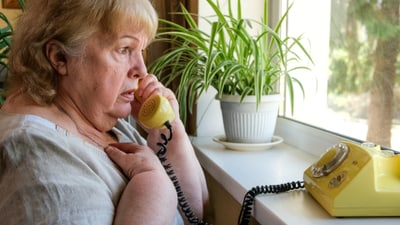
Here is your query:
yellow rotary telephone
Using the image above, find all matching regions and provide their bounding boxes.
[303,141,400,217]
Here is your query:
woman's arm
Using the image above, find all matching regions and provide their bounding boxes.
[130,74,209,224]
[146,119,209,224]
[105,143,178,225]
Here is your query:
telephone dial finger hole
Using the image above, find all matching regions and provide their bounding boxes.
[311,143,349,178]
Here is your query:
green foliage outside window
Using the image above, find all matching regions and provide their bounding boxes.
[328,0,400,94]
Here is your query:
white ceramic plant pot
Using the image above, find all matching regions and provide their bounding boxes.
[217,94,283,143]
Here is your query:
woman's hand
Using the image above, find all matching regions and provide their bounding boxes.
[105,142,165,179]
[105,142,178,225]
[130,74,180,131]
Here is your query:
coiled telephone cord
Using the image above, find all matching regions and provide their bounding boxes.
[156,121,303,225]
[238,181,304,225]
[156,121,211,225]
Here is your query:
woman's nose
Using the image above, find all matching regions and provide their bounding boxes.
[128,52,147,79]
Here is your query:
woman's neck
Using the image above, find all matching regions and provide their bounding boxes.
[53,100,117,148]
[3,91,116,148]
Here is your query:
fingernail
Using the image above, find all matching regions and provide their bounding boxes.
[104,146,113,152]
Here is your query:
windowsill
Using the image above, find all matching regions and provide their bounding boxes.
[191,117,400,225]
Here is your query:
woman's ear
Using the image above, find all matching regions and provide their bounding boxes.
[45,40,67,75]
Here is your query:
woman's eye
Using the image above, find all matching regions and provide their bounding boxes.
[119,47,130,54]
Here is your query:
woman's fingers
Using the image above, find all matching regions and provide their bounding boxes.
[104,143,163,179]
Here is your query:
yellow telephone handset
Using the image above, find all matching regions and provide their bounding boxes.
[136,94,175,129]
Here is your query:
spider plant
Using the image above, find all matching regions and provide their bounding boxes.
[0,0,25,104]
[150,0,313,123]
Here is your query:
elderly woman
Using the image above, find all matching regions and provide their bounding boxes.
[0,0,209,224]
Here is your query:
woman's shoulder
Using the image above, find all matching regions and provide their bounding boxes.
[0,112,124,225]
[0,113,69,167]
[0,111,55,140]
[0,111,66,143]
[0,112,106,169]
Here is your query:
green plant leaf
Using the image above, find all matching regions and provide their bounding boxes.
[149,0,314,123]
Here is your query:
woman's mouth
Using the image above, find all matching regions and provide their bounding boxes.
[120,90,135,102]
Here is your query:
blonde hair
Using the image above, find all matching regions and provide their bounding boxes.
[6,0,158,105]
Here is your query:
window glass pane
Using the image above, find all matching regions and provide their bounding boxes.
[282,0,400,150]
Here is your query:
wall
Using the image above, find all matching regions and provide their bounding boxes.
[0,4,22,27]
[204,171,261,225]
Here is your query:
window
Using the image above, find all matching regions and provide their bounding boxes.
[279,0,400,150]
[195,0,399,151]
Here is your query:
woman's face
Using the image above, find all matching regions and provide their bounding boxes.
[60,26,148,131]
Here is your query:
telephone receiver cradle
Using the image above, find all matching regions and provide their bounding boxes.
[303,141,400,217]
[136,94,175,129]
